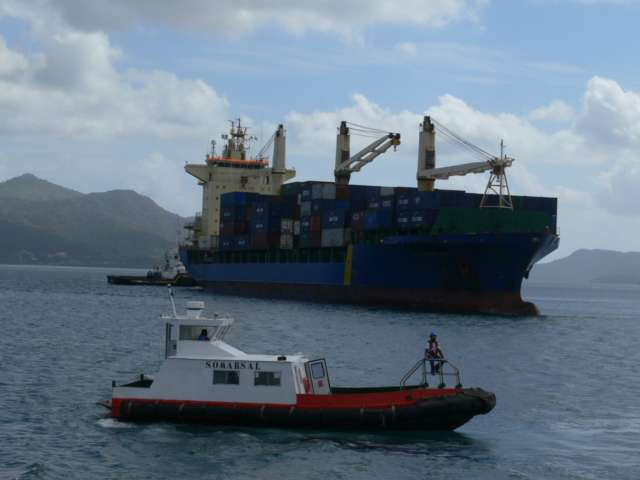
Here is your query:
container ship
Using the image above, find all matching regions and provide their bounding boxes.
[179,117,558,316]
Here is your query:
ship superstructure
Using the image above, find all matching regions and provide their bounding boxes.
[185,119,295,247]
[179,117,558,315]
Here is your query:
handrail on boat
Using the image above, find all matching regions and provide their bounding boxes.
[400,357,462,389]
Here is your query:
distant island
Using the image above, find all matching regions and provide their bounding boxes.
[0,174,186,267]
[527,249,640,285]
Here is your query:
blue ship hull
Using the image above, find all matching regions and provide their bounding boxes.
[180,232,558,316]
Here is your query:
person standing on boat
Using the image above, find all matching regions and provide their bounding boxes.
[425,332,444,374]
[197,329,210,341]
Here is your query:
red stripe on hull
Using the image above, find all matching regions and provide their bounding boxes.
[112,388,461,418]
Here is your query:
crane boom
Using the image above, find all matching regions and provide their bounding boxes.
[420,157,513,180]
[334,121,400,185]
[415,116,515,208]
[336,134,400,173]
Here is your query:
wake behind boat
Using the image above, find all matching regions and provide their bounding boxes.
[105,291,495,431]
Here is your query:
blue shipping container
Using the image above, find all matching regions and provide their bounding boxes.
[462,193,483,209]
[311,199,349,214]
[235,236,250,250]
[221,192,264,208]
[363,210,393,231]
[411,191,440,209]
[396,192,412,212]
[367,195,394,210]
[300,216,312,233]
[220,237,234,250]
[249,218,281,234]
[221,205,248,221]
[348,185,379,209]
[396,211,412,230]
[438,190,465,207]
[322,208,349,228]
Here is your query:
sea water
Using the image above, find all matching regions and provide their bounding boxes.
[1,265,639,479]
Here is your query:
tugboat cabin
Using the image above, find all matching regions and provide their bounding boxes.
[113,301,329,411]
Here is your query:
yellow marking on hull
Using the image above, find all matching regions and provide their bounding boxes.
[343,244,353,286]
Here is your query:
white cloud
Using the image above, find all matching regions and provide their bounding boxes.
[530,100,575,123]
[0,27,228,137]
[31,0,487,39]
[0,37,28,77]
[577,76,640,146]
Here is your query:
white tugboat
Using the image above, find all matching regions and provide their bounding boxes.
[107,290,495,430]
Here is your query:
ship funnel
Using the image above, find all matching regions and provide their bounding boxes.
[186,301,205,319]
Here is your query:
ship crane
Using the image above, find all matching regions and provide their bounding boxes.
[417,116,514,209]
[334,121,401,185]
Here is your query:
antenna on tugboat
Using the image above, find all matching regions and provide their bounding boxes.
[167,284,177,317]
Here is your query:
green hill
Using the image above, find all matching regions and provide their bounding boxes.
[0,174,186,267]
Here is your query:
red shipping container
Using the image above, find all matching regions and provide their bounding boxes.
[220,221,247,237]
[351,211,364,232]
[251,233,269,250]
[311,215,322,232]
[311,230,322,246]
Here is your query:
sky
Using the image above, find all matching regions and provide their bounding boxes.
[1,0,640,259]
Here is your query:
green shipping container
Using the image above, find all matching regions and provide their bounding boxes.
[431,208,554,234]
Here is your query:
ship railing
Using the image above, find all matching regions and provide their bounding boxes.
[400,357,462,389]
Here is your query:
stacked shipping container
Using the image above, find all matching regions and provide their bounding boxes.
[211,182,557,251]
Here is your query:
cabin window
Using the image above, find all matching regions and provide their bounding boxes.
[310,362,325,379]
[254,371,281,386]
[180,325,216,340]
[213,370,239,385]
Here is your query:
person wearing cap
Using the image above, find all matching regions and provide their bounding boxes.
[425,332,444,374]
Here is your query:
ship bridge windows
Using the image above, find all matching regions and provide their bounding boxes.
[213,370,239,385]
[254,371,281,386]
[179,325,217,341]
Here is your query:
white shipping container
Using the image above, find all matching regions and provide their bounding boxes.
[280,234,293,249]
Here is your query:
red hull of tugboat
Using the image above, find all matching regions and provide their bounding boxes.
[111,387,495,431]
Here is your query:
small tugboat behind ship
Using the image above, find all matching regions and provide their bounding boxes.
[105,291,495,431]
[107,250,197,287]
